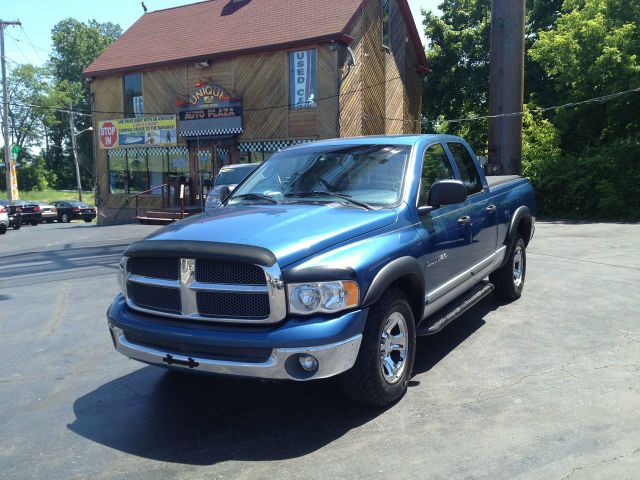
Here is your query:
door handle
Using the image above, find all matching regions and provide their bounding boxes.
[486,204,497,214]
[458,215,470,225]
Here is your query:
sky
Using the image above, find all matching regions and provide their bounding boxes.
[2,0,441,67]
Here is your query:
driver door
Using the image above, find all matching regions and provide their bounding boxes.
[416,143,470,295]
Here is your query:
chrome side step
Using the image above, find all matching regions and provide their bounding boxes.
[417,281,494,336]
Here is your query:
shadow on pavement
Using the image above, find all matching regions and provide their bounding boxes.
[0,243,128,286]
[68,296,499,465]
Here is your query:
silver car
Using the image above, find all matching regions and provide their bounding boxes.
[36,202,58,223]
[205,163,259,211]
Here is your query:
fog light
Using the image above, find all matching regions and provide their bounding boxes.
[298,354,319,372]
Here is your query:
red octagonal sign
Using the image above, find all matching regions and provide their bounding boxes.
[99,122,118,148]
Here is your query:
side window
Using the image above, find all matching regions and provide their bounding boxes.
[421,143,455,202]
[447,142,483,195]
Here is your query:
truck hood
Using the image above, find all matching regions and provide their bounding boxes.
[145,203,398,266]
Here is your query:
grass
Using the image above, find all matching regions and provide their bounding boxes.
[1,189,96,206]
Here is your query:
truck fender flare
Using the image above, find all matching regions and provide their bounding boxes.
[501,206,532,268]
[362,256,424,313]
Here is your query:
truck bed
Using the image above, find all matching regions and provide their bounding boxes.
[486,175,521,188]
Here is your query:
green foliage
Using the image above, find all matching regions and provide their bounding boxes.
[422,0,640,220]
[17,156,57,192]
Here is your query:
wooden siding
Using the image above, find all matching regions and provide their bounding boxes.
[339,6,364,137]
[289,108,317,138]
[145,65,189,115]
[385,0,407,134]
[317,44,338,139]
[361,0,385,135]
[404,33,422,134]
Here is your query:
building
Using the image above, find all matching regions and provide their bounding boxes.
[84,0,428,223]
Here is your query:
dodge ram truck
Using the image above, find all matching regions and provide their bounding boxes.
[107,135,535,406]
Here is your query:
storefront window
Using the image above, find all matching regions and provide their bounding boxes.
[147,149,167,194]
[168,147,189,178]
[249,151,275,164]
[108,151,127,194]
[127,149,148,193]
[124,73,143,117]
[289,49,317,109]
[382,0,391,48]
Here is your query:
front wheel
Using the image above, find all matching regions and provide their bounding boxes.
[0,225,6,235]
[491,234,526,301]
[61,213,70,223]
[12,223,20,230]
[340,288,416,407]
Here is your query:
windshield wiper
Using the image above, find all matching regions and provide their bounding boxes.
[284,191,373,210]
[233,193,278,204]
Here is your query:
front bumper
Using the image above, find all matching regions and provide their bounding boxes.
[107,294,367,381]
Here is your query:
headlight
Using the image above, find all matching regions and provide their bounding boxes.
[118,257,127,295]
[288,281,359,315]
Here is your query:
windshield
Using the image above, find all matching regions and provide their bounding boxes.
[228,144,410,208]
[215,166,257,186]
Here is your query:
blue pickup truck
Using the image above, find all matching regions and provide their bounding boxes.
[108,135,535,406]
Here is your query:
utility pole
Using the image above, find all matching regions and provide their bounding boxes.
[488,0,525,175]
[68,103,83,202]
[1,19,21,200]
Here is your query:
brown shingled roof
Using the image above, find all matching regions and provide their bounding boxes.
[84,0,427,76]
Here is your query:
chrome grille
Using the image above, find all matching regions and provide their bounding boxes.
[124,256,285,324]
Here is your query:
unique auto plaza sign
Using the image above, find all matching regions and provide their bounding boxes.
[177,82,243,137]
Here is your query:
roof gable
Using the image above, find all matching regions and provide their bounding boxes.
[84,0,427,76]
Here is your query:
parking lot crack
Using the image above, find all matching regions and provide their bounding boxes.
[560,447,640,480]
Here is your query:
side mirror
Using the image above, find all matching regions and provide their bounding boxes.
[428,179,467,207]
[219,186,231,203]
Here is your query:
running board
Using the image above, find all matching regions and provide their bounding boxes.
[416,281,494,336]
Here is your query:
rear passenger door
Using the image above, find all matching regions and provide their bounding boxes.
[445,142,497,267]
[417,143,470,294]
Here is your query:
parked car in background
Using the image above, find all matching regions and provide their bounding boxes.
[0,205,8,234]
[204,163,259,210]
[51,201,97,223]
[12,200,41,226]
[0,199,22,230]
[36,203,58,223]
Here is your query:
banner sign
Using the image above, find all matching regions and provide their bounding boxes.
[98,115,177,149]
[179,106,241,121]
[289,49,317,109]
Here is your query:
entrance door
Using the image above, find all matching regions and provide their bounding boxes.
[189,146,216,207]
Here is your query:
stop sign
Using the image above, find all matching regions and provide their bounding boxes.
[99,122,118,148]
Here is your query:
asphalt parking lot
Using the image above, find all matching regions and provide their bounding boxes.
[0,220,638,479]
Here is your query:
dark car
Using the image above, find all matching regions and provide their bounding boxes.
[52,201,97,223]
[11,200,41,226]
[0,199,22,230]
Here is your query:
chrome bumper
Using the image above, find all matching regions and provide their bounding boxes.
[109,325,362,381]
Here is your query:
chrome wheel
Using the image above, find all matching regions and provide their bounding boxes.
[513,244,524,288]
[379,311,408,384]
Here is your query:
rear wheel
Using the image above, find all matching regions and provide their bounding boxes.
[0,225,6,235]
[84,218,93,223]
[12,223,20,230]
[61,213,70,223]
[491,234,526,301]
[341,288,416,407]
[29,221,39,226]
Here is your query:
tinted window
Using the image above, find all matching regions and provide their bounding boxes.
[421,143,455,202]
[447,142,483,195]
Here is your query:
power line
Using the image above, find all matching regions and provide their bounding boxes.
[18,26,48,64]
[5,31,30,65]
[365,85,640,126]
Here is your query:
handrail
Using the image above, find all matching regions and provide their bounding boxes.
[123,184,169,218]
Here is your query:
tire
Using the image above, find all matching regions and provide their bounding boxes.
[84,218,92,223]
[61,213,70,223]
[30,221,39,226]
[340,288,416,407]
[0,225,6,235]
[12,223,20,230]
[490,234,526,301]
[46,219,54,224]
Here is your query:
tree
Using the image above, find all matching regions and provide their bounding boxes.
[47,19,121,189]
